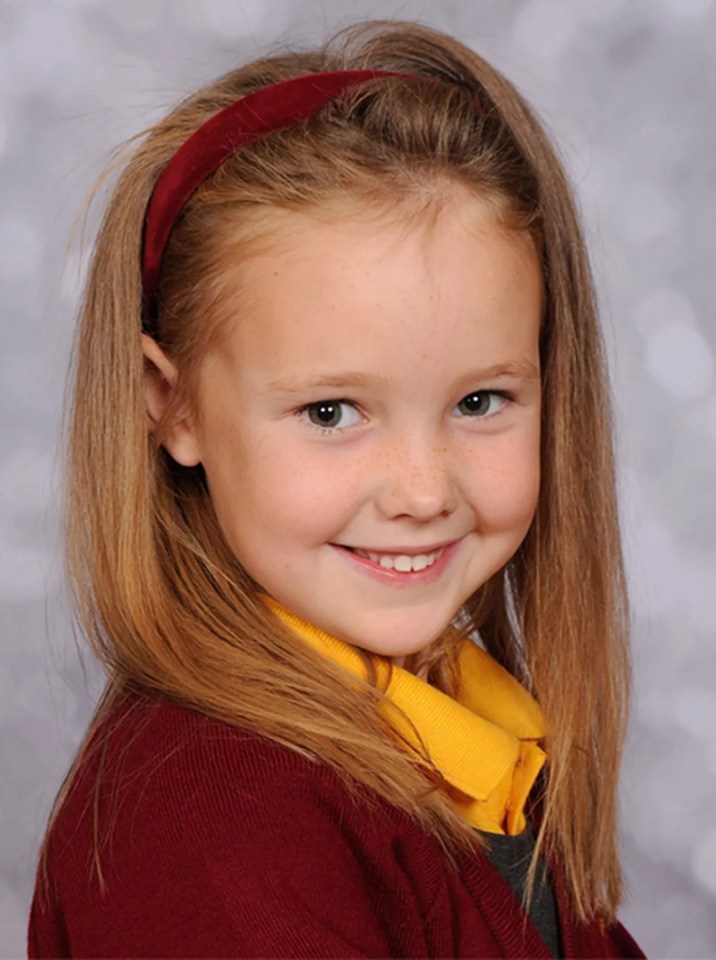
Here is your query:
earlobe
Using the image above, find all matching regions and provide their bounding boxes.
[141,334,202,467]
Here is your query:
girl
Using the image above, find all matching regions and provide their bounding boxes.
[28,19,645,959]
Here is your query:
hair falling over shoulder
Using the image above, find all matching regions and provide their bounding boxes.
[40,19,631,924]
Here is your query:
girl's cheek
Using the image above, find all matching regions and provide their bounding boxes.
[497,457,540,528]
[246,444,354,514]
[462,434,540,525]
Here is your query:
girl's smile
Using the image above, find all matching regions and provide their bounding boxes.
[330,537,464,587]
[148,190,543,664]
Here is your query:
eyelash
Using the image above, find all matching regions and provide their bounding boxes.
[295,390,516,436]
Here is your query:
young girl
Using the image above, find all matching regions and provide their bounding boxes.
[28,19,645,959]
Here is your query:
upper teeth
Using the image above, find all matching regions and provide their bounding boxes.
[353,547,445,572]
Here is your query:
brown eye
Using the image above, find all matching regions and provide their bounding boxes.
[308,402,342,427]
[301,400,361,432]
[454,391,510,418]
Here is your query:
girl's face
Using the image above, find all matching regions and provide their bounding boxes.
[155,194,543,663]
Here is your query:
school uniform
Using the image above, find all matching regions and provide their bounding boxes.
[28,600,645,958]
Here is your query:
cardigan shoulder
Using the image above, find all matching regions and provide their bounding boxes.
[28,688,455,959]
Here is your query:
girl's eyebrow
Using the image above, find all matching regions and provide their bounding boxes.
[265,360,539,396]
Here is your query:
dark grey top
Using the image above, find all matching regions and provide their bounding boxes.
[478,820,561,958]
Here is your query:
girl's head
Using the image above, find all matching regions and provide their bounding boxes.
[64,20,629,920]
[145,188,543,663]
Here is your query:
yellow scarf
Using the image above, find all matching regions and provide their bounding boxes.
[263,595,546,835]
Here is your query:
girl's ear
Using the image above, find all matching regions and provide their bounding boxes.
[141,334,202,467]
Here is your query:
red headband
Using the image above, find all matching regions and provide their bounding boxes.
[141,69,418,332]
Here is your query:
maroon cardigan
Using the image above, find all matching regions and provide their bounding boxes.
[28,689,645,959]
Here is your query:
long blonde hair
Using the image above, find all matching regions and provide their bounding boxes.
[38,19,630,924]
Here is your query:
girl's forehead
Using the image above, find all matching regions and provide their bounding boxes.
[217,191,537,318]
[201,197,542,390]
[214,185,520,277]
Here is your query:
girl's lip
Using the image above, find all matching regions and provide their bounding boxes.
[338,540,457,556]
[330,538,462,587]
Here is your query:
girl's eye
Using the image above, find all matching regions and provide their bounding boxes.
[299,400,362,433]
[453,390,511,419]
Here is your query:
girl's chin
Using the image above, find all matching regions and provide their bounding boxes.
[353,631,446,663]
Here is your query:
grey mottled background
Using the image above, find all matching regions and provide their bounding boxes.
[2,1,715,957]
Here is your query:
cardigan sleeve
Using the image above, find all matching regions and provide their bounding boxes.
[31,712,449,959]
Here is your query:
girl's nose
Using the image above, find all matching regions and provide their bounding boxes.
[376,435,459,521]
